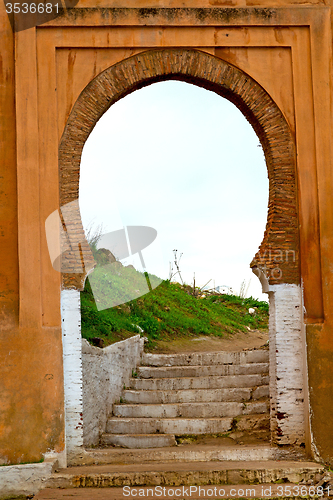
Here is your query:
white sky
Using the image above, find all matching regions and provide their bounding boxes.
[79,80,269,301]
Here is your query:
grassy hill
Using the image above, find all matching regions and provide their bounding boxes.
[80,259,269,351]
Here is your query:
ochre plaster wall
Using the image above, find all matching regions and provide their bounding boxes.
[0,6,65,465]
[0,0,18,329]
[1,0,333,464]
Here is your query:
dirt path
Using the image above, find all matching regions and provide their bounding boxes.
[150,328,269,354]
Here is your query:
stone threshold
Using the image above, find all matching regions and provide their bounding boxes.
[45,459,324,489]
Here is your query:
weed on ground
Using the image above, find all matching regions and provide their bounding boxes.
[81,264,268,350]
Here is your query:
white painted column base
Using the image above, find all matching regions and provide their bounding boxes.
[268,284,306,445]
[61,289,84,459]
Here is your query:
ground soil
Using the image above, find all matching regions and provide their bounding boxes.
[149,328,269,353]
[176,430,270,447]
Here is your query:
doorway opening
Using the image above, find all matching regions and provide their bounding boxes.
[58,49,308,461]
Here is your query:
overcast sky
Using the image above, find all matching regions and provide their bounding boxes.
[79,80,268,301]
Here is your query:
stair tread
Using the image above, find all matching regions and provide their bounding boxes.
[108,414,268,421]
[139,363,268,368]
[141,350,269,367]
[130,374,268,381]
[59,459,322,475]
[122,387,269,403]
[129,374,269,390]
[85,444,272,455]
[103,433,176,436]
[124,386,269,392]
[45,459,323,490]
[137,363,269,378]
[113,400,268,418]
[114,400,268,407]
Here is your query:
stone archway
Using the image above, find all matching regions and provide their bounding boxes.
[58,49,307,458]
[59,49,299,288]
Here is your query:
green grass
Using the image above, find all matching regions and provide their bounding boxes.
[81,261,268,350]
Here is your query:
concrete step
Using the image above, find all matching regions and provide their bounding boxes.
[142,349,269,367]
[45,460,324,488]
[137,363,269,379]
[99,350,271,453]
[100,434,177,448]
[113,400,269,419]
[75,445,277,465]
[106,414,269,435]
[36,483,326,499]
[129,373,269,391]
[122,385,269,404]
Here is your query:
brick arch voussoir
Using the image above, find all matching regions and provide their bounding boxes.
[59,48,299,290]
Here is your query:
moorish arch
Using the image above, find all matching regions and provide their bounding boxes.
[59,48,299,288]
[58,49,307,457]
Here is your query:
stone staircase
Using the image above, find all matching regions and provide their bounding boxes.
[43,348,325,493]
[100,349,270,449]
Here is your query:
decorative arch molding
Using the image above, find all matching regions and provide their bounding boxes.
[58,48,299,290]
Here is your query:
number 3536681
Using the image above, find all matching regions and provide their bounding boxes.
[5,3,59,13]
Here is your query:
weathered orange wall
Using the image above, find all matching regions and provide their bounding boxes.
[0,0,18,329]
[0,5,65,464]
[1,0,333,464]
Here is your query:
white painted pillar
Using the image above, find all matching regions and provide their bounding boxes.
[61,289,84,457]
[268,284,306,445]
